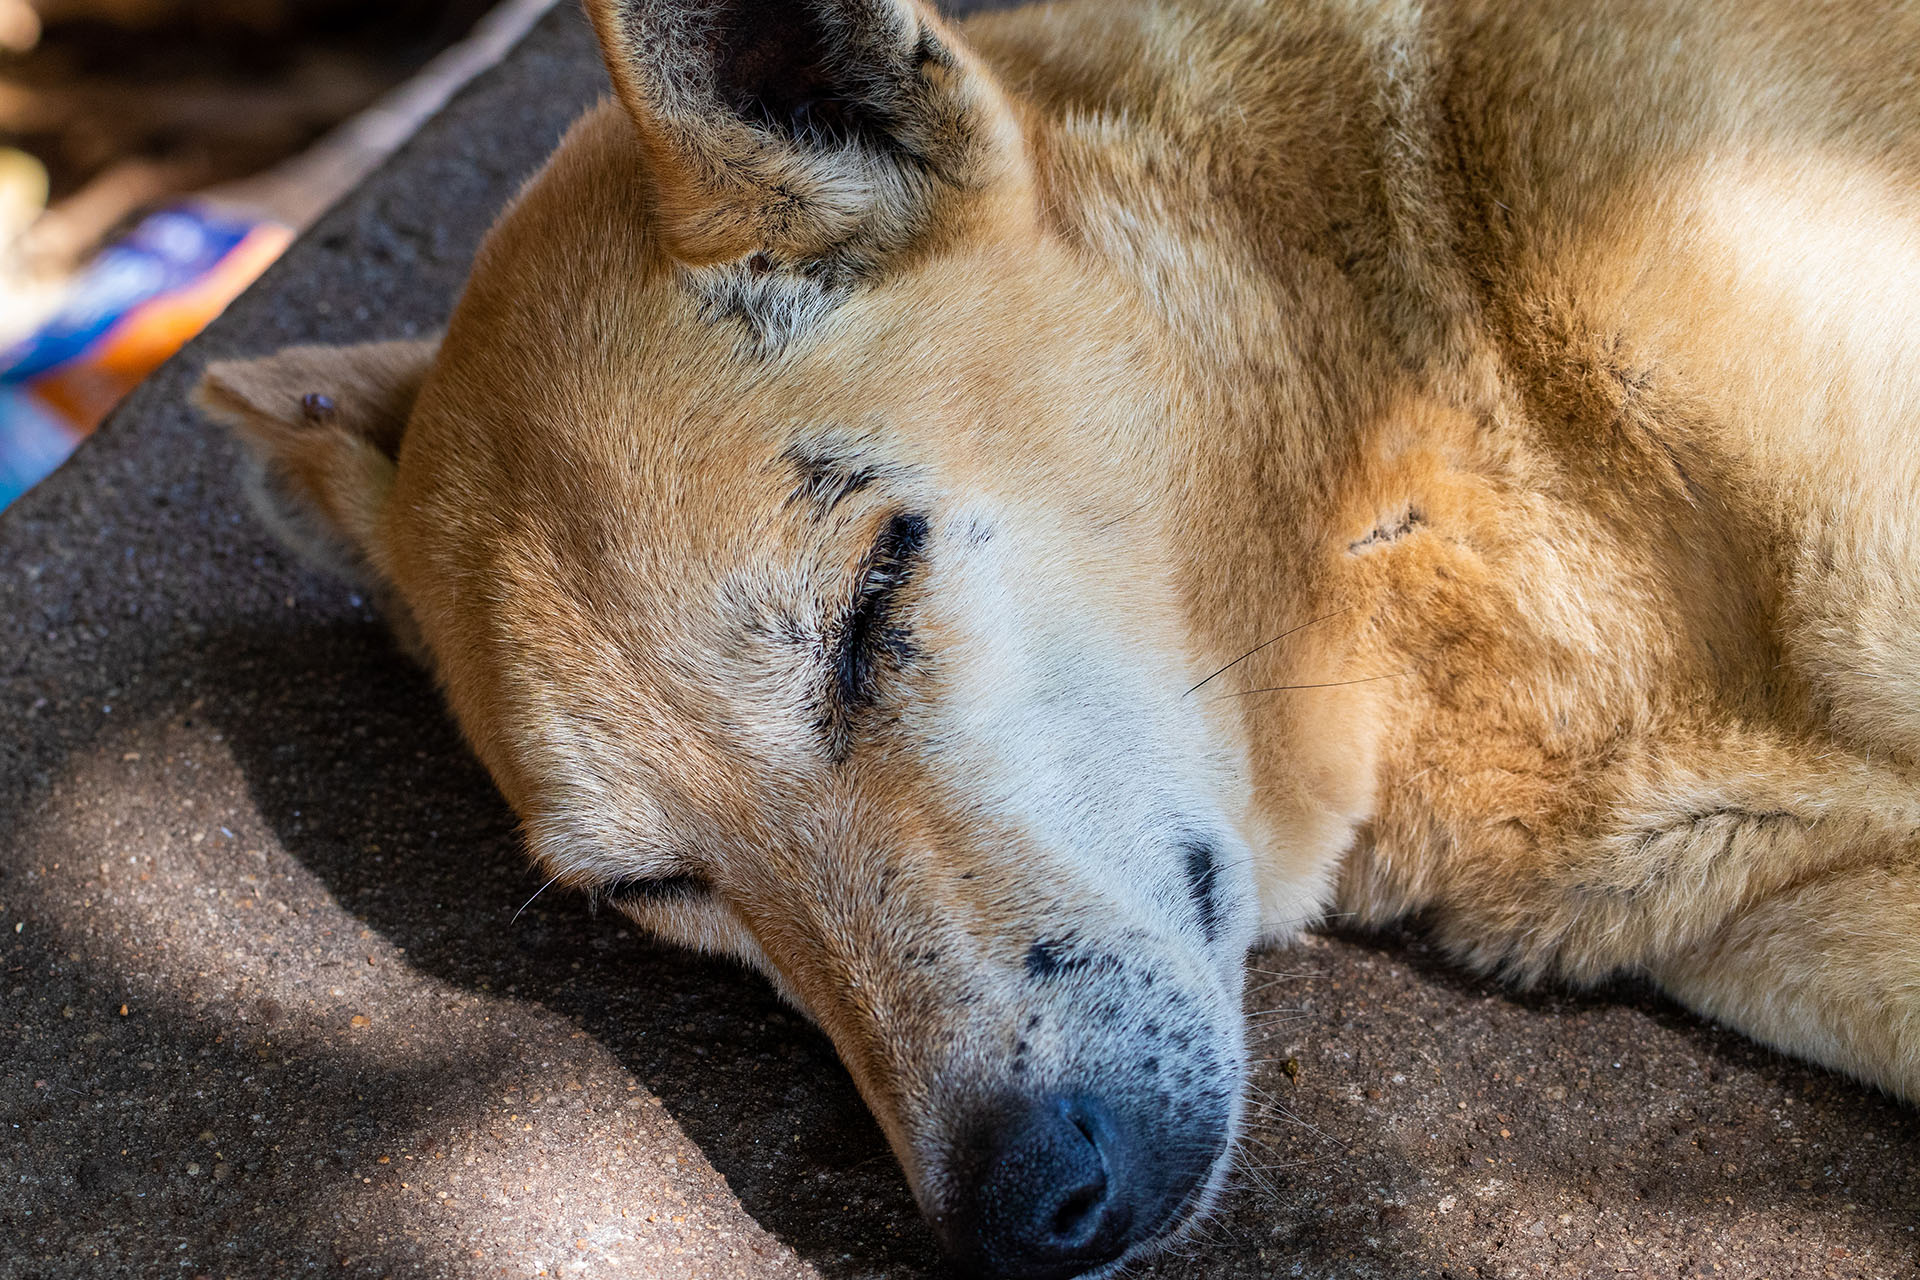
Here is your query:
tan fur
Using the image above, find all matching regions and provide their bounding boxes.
[197,0,1920,1270]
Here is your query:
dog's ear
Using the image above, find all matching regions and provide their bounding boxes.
[195,339,437,584]
[583,0,1026,267]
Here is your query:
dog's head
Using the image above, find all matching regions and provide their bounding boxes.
[199,2,1266,1274]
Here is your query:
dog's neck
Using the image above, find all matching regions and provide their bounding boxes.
[979,2,1473,928]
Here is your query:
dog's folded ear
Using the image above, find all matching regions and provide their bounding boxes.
[194,338,438,586]
[584,0,1027,267]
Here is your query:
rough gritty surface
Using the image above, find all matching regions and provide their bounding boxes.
[3,6,1918,1279]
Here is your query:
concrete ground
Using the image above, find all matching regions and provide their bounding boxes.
[3,6,1916,1278]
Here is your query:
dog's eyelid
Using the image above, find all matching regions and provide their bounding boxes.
[830,510,929,697]
[601,871,712,905]
[848,510,930,605]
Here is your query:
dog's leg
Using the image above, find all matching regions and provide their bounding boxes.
[1569,740,1920,1103]
[1373,719,1920,1104]
[1650,860,1920,1104]
[1784,497,1920,770]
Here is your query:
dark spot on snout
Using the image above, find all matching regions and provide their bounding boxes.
[1024,938,1121,982]
[1024,939,1073,979]
[1182,839,1221,942]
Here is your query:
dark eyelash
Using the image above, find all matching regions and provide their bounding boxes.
[834,511,928,708]
[601,873,710,906]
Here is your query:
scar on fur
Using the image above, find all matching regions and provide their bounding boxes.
[1348,506,1423,552]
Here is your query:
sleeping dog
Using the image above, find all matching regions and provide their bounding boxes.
[198,0,1920,1275]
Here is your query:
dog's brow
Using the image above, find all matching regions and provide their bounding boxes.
[783,446,878,518]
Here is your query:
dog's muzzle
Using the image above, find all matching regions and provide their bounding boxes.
[934,1090,1220,1279]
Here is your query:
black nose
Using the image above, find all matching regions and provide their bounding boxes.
[943,1094,1139,1280]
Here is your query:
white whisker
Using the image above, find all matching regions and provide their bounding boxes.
[511,871,566,924]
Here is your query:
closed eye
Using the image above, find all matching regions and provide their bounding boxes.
[601,872,711,906]
[832,510,928,710]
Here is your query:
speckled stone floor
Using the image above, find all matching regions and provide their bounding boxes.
[3,5,1916,1278]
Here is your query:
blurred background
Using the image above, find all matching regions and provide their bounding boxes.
[0,0,549,508]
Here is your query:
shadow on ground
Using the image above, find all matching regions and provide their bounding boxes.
[192,620,941,1278]
[8,596,1915,1279]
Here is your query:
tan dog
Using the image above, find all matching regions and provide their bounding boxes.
[196,0,1920,1274]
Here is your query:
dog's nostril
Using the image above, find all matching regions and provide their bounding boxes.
[943,1093,1138,1280]
[1048,1171,1107,1240]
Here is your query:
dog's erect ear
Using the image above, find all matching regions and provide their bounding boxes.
[195,339,437,584]
[584,0,1025,266]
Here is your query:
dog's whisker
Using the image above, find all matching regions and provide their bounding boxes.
[1244,907,1356,938]
[1243,1096,1355,1153]
[1227,1139,1284,1200]
[1245,1018,1314,1034]
[1238,1156,1339,1175]
[1091,492,1160,533]
[1184,606,1353,696]
[510,871,566,924]
[1213,670,1413,700]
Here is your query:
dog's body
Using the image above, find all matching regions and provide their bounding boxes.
[198,0,1920,1274]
